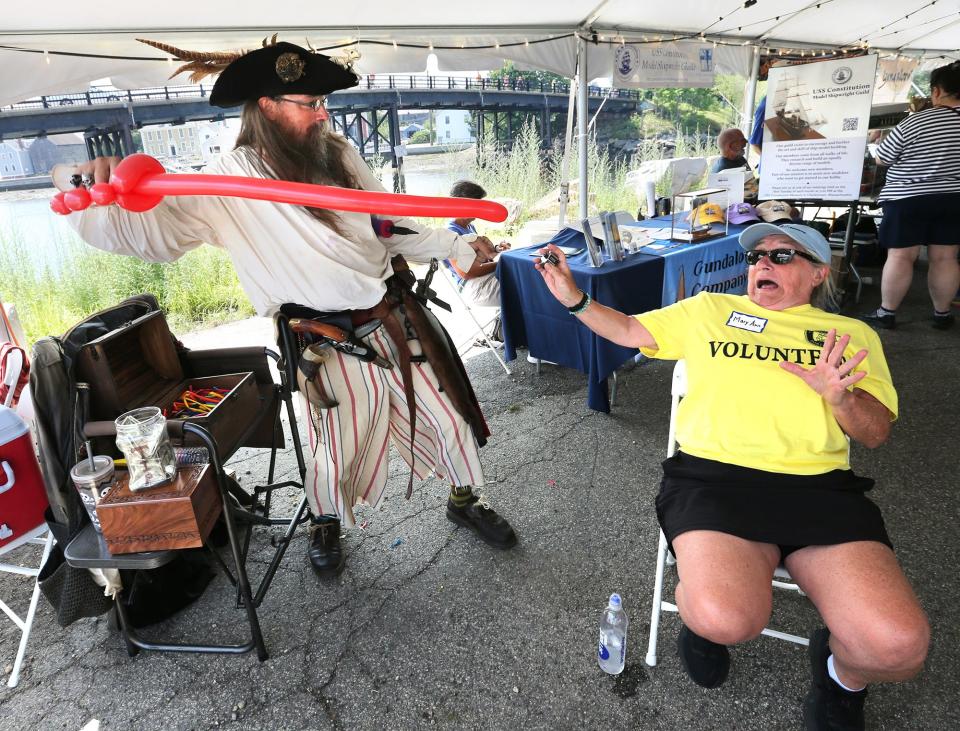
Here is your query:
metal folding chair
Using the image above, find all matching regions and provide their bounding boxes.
[436,264,511,375]
[644,359,808,668]
[66,422,269,661]
[230,315,310,609]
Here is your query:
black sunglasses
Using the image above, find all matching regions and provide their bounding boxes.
[746,248,819,266]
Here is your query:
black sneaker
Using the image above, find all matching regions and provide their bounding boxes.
[677,625,730,688]
[861,309,896,330]
[446,494,517,549]
[307,519,345,577]
[803,627,867,731]
[932,313,955,330]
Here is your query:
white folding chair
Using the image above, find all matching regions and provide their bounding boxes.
[1,351,55,687]
[437,265,511,375]
[645,359,808,668]
[0,525,55,687]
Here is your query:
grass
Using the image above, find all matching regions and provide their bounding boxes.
[0,225,252,347]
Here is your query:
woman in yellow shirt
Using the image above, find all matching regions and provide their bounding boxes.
[536,223,927,731]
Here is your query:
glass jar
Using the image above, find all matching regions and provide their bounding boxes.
[114,406,176,491]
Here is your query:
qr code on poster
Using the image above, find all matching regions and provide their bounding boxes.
[842,117,859,132]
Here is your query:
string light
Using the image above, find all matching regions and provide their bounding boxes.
[392,40,397,50]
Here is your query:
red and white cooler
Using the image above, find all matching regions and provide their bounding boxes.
[0,405,49,551]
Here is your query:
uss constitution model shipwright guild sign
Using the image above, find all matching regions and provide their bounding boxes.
[613,42,716,89]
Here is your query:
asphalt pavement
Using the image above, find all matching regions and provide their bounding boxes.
[0,261,956,731]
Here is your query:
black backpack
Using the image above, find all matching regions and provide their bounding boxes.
[31,294,213,628]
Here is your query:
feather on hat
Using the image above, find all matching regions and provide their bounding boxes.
[136,36,360,108]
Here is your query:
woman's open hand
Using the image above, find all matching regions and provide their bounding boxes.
[779,328,868,407]
[534,244,582,307]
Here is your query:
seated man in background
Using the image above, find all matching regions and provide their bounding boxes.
[445,181,510,309]
[711,128,751,174]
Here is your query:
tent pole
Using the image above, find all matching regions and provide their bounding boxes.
[742,48,761,135]
[557,51,580,228]
[577,36,589,221]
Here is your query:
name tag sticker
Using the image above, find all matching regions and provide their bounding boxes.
[726,311,768,333]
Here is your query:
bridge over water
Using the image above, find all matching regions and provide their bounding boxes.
[0,75,648,178]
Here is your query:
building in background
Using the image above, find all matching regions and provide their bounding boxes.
[140,120,239,167]
[27,133,86,173]
[434,110,474,144]
[0,140,34,178]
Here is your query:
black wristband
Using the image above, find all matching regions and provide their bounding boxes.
[567,291,589,313]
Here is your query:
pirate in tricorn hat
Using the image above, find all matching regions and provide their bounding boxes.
[56,37,518,576]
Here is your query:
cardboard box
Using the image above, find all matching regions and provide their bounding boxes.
[98,464,221,554]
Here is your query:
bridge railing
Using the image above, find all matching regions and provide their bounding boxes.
[3,75,644,111]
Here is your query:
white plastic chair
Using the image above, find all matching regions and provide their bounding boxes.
[1,352,55,687]
[437,264,511,375]
[645,359,808,668]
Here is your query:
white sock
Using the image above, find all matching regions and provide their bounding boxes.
[827,654,866,693]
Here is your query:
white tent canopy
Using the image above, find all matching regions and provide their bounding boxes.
[1,2,958,105]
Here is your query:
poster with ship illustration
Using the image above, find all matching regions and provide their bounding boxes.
[760,54,877,201]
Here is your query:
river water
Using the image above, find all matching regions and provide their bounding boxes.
[0,163,471,273]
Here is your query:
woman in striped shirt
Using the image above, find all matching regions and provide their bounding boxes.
[864,61,960,331]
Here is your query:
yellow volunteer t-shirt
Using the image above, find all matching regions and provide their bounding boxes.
[635,292,898,474]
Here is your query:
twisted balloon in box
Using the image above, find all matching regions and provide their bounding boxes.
[50,154,508,223]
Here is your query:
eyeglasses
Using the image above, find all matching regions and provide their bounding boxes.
[273,96,327,111]
[745,248,819,266]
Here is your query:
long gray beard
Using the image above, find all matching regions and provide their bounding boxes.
[288,124,356,189]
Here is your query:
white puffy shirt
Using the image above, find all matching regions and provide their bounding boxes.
[68,142,479,315]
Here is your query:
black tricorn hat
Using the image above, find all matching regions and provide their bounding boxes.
[209,42,359,108]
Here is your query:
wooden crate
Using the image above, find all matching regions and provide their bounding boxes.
[77,310,260,456]
[98,464,221,554]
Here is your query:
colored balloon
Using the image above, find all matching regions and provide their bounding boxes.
[50,192,70,215]
[63,186,92,211]
[89,183,116,206]
[50,153,509,222]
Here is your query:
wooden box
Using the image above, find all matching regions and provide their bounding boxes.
[97,464,221,554]
[77,310,260,456]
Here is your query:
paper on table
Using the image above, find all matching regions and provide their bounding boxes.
[621,225,673,241]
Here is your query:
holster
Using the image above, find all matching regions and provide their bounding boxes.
[282,256,490,497]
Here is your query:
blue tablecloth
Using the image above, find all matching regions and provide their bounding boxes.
[497,217,750,412]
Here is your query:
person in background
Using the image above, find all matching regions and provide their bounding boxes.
[536,223,928,731]
[710,129,751,174]
[445,181,510,309]
[863,60,960,330]
[748,59,772,166]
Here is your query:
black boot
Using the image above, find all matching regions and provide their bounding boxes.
[677,625,730,688]
[307,517,345,577]
[446,492,517,549]
[803,628,867,731]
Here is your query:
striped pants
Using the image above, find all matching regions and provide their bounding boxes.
[299,322,485,527]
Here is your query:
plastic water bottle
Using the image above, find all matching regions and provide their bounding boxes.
[598,593,629,674]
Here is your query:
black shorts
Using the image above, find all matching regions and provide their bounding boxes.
[879,192,960,248]
[656,453,892,560]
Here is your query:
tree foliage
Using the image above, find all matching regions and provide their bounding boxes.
[489,61,569,87]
